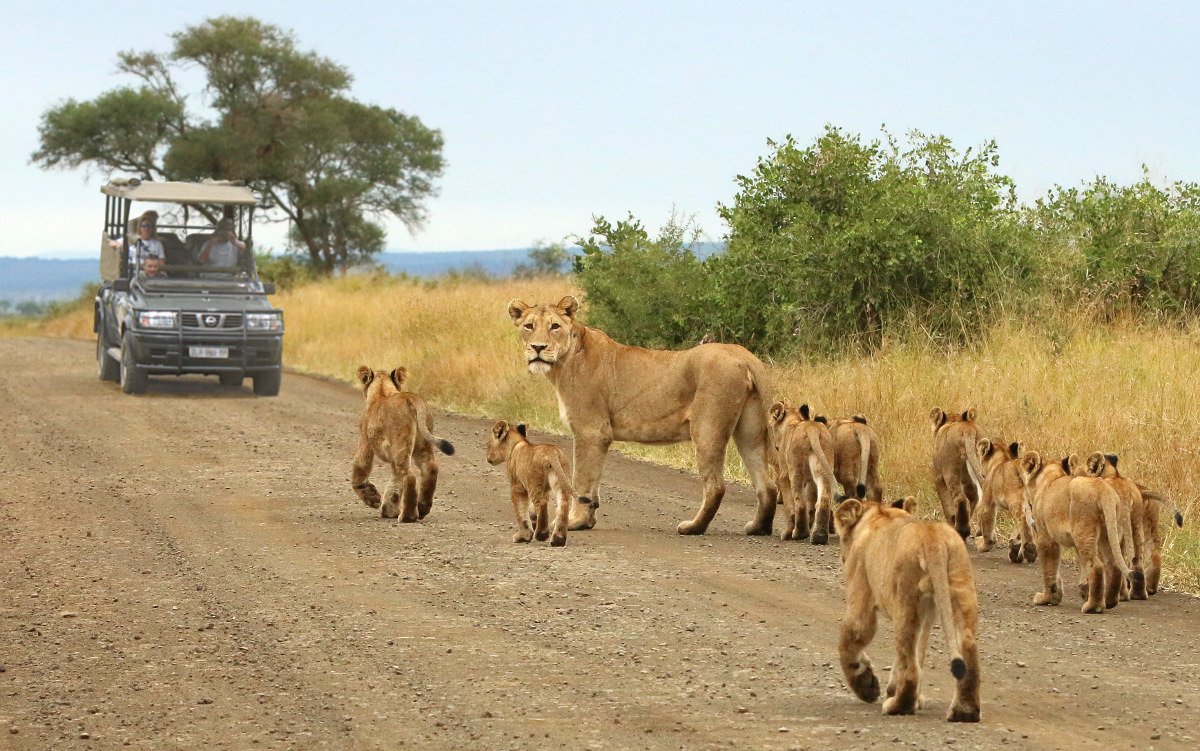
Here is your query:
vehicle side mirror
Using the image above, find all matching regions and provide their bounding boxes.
[113,279,130,292]
[261,282,276,295]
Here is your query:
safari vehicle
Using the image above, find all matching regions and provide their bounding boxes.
[94,178,284,395]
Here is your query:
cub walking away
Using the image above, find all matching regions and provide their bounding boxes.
[486,420,595,546]
[834,498,981,722]
[351,366,455,520]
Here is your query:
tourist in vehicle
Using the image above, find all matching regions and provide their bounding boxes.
[141,255,166,278]
[109,211,164,271]
[197,218,246,267]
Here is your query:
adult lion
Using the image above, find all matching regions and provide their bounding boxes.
[834,498,981,722]
[507,296,779,535]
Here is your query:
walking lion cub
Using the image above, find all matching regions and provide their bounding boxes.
[834,498,981,722]
[486,420,595,546]
[351,366,455,520]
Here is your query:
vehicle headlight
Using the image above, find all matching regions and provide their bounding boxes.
[246,312,283,332]
[137,310,178,329]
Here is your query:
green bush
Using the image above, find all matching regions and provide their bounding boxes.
[1032,172,1200,319]
[710,126,1038,355]
[254,251,318,290]
[573,212,712,349]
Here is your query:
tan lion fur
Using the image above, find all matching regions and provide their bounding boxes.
[1018,452,1141,614]
[508,296,779,536]
[486,420,593,546]
[1079,452,1147,599]
[1134,482,1185,595]
[975,439,1035,562]
[351,366,454,521]
[834,498,981,722]
[828,415,883,503]
[930,408,988,542]
[768,402,837,543]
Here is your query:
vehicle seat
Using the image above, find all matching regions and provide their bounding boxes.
[158,232,191,275]
[186,233,214,260]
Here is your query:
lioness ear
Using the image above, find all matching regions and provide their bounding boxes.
[834,499,864,534]
[799,403,811,420]
[491,420,509,440]
[1105,453,1119,469]
[977,438,994,459]
[962,407,977,422]
[357,365,374,388]
[1086,452,1105,477]
[507,299,531,323]
[930,407,946,432]
[556,295,580,319]
[390,367,408,390]
[516,423,528,438]
[769,401,787,424]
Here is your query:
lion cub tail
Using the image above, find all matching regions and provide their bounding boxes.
[1137,485,1185,528]
[926,544,967,680]
[1098,485,1138,584]
[411,398,455,456]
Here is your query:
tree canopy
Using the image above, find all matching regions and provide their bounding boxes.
[33,16,444,272]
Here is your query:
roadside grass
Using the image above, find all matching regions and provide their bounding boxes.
[9,274,1199,594]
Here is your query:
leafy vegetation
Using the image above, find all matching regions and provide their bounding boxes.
[32,16,443,274]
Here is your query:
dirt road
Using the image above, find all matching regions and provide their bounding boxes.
[1,337,1196,750]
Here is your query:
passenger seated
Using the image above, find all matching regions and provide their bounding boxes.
[109,212,164,271]
[141,255,167,279]
[197,218,246,268]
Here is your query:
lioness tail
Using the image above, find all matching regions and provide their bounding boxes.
[926,542,967,679]
[411,398,455,456]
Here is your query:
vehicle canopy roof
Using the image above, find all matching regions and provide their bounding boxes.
[101,178,258,206]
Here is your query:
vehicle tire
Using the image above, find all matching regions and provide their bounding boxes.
[97,327,119,382]
[119,331,149,395]
[219,372,244,388]
[252,369,281,397]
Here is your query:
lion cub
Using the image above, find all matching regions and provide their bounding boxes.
[834,497,981,722]
[827,415,883,503]
[930,407,988,541]
[351,366,455,521]
[975,439,1035,562]
[486,420,594,546]
[768,402,837,544]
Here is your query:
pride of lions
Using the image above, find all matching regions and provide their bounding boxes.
[348,295,1185,724]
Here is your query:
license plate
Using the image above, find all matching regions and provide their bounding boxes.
[189,346,229,359]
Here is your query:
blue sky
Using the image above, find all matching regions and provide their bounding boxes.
[2,1,1197,258]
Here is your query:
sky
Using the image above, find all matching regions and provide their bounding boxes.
[2,1,1198,259]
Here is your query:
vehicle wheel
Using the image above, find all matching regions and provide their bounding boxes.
[97,328,119,382]
[119,332,149,395]
[252,369,281,397]
[219,372,244,388]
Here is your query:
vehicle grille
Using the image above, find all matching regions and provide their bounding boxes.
[182,313,244,329]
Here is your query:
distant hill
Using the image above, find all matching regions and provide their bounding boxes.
[0,242,725,302]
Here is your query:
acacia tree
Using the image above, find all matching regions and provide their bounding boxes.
[32,16,444,272]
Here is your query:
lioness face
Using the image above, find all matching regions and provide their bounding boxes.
[508,296,579,375]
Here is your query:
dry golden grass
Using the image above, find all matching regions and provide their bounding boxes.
[9,275,1198,592]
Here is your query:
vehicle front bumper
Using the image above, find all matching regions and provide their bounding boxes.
[127,329,283,375]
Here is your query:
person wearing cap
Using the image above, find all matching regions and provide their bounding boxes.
[109,212,165,271]
[198,218,246,267]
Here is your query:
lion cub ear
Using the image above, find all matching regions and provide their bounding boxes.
[799,403,811,420]
[768,401,788,424]
[834,499,864,535]
[507,299,531,323]
[390,367,408,390]
[1063,455,1078,475]
[930,407,947,432]
[1104,453,1119,469]
[516,423,528,438]
[1019,451,1042,482]
[1085,452,1106,477]
[962,407,977,422]
[491,420,509,440]
[357,365,374,388]
[556,295,580,319]
[814,414,828,425]
[1008,441,1020,458]
[891,496,918,515]
[977,438,994,460]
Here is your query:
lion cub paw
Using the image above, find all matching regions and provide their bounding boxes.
[846,663,880,703]
[360,484,382,509]
[550,533,566,547]
[947,704,981,723]
[512,530,533,544]
[882,695,916,716]
[676,520,707,536]
[974,536,994,553]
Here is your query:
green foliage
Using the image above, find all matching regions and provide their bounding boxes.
[32,15,444,275]
[573,211,712,349]
[711,126,1036,355]
[254,252,318,290]
[1032,172,1200,318]
[513,241,571,278]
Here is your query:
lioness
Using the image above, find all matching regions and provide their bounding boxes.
[828,415,883,503]
[930,408,988,541]
[486,420,594,546]
[1018,452,1141,614]
[975,439,1035,562]
[1079,452,1146,599]
[834,498,981,722]
[508,296,779,536]
[351,366,455,520]
[768,402,837,543]
[1134,482,1185,595]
